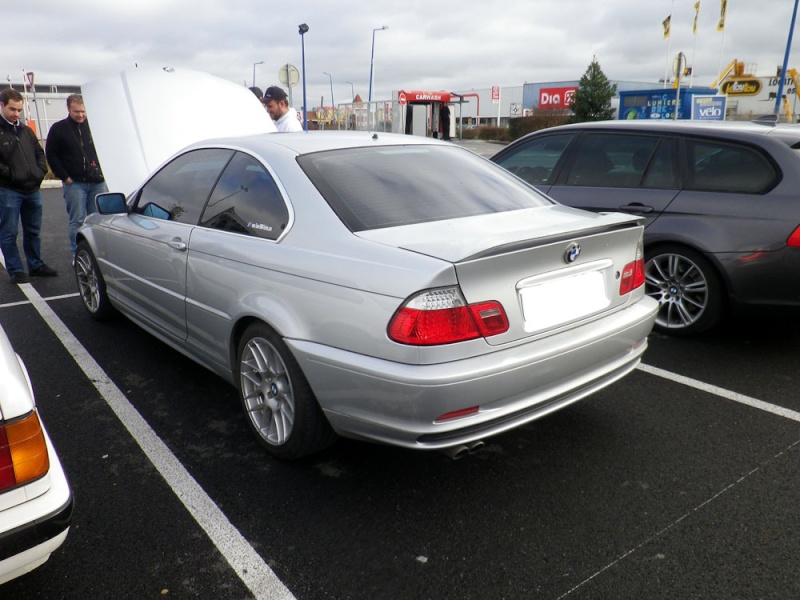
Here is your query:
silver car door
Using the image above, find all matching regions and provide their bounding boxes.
[104,214,193,340]
[108,148,235,341]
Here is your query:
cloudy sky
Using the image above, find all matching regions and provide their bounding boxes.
[5,1,797,108]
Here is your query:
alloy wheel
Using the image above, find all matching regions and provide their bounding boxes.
[645,252,709,331]
[239,336,295,447]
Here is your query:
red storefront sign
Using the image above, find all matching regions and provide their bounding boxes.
[539,86,577,109]
[399,90,451,103]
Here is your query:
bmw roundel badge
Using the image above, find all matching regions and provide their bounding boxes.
[565,243,581,264]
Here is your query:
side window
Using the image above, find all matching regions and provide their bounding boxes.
[641,138,677,189]
[685,139,778,193]
[201,152,290,241]
[494,133,574,185]
[566,133,670,188]
[136,149,233,224]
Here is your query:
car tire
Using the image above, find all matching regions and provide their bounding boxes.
[644,244,725,336]
[236,323,337,460]
[75,241,116,321]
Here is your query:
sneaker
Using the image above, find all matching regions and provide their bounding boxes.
[29,264,58,277]
[10,272,30,284]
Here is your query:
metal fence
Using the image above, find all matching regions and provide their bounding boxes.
[315,100,401,132]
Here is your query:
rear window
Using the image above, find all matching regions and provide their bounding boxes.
[297,145,551,231]
[685,139,778,193]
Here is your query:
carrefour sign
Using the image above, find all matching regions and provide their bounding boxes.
[691,95,727,120]
[539,87,577,109]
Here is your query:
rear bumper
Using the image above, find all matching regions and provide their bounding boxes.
[289,297,658,450]
[715,246,800,308]
[0,431,73,585]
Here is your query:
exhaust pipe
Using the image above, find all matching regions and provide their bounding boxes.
[467,440,485,454]
[441,445,470,460]
[441,440,484,460]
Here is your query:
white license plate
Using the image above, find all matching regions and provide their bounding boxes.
[520,270,610,331]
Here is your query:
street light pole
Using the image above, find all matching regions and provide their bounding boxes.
[298,24,309,131]
[774,0,800,118]
[346,81,355,101]
[368,25,388,102]
[252,60,264,88]
[323,71,334,108]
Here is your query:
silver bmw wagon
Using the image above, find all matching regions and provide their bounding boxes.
[75,69,657,459]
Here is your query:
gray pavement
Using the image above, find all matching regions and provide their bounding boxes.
[2,183,800,600]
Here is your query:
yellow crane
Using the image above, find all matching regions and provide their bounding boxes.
[780,68,800,123]
[710,60,750,90]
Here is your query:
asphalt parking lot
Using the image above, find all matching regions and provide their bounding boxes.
[2,179,800,599]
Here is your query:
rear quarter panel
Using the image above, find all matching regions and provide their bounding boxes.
[183,228,460,371]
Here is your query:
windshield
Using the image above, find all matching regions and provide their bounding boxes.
[297,145,552,231]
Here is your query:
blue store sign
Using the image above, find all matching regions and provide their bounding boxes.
[691,95,727,120]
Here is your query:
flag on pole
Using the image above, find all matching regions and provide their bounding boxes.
[693,2,701,35]
[717,0,727,31]
[663,15,672,39]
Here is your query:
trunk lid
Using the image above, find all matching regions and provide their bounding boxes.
[358,205,646,345]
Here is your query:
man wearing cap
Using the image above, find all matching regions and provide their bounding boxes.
[263,86,303,132]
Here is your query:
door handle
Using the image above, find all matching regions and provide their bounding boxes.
[167,239,187,251]
[618,203,654,214]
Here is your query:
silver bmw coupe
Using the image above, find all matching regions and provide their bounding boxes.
[76,68,657,459]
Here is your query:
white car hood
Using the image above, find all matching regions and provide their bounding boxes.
[82,67,277,195]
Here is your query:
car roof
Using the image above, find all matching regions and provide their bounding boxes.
[185,130,449,156]
[530,119,800,145]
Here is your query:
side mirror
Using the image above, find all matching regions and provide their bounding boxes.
[95,192,128,214]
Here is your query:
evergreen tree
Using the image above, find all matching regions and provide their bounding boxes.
[569,57,617,122]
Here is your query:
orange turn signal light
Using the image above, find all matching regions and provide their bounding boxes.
[0,411,50,492]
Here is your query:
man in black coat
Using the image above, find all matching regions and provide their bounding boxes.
[46,94,107,258]
[0,88,57,284]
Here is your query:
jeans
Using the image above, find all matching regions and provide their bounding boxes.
[0,187,44,275]
[64,181,108,253]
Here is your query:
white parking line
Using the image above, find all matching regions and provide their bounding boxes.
[0,291,79,309]
[4,279,294,600]
[637,362,800,422]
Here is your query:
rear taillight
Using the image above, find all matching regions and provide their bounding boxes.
[0,411,50,493]
[388,287,509,345]
[619,241,646,295]
[788,226,800,247]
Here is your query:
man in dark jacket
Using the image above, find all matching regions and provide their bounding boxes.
[45,94,107,257]
[0,88,57,284]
